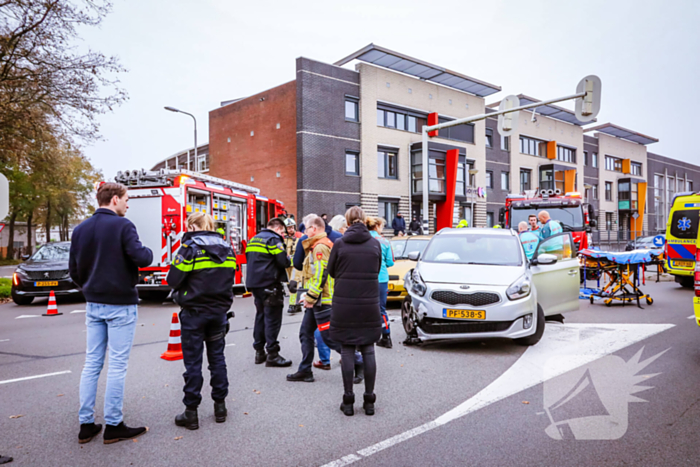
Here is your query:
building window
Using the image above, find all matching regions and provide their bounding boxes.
[605,181,613,201]
[456,160,472,196]
[486,170,493,189]
[592,152,598,168]
[501,172,510,191]
[584,151,589,166]
[438,117,475,144]
[654,174,665,229]
[667,176,675,205]
[556,145,576,163]
[428,158,446,193]
[520,169,531,192]
[519,135,547,157]
[377,104,426,134]
[631,162,643,176]
[605,155,622,172]
[197,154,208,172]
[345,97,359,122]
[378,199,399,223]
[688,180,694,192]
[486,212,494,228]
[501,134,510,151]
[605,212,614,230]
[592,184,598,200]
[485,128,493,148]
[345,151,359,176]
[378,149,398,179]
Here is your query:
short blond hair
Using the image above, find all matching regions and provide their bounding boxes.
[345,206,366,225]
[187,212,215,232]
[366,216,385,231]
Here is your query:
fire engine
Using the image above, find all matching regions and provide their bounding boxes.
[113,169,287,299]
[498,189,597,250]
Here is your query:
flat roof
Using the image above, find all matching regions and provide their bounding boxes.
[584,123,658,145]
[488,94,593,126]
[334,44,501,98]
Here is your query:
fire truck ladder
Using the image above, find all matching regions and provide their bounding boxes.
[115,168,261,195]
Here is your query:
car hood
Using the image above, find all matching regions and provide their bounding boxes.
[417,262,524,286]
[20,261,69,271]
[388,259,416,280]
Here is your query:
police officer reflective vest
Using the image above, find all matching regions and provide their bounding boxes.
[456,219,469,228]
[166,231,237,313]
[245,229,291,289]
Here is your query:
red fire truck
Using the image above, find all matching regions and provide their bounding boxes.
[499,189,597,250]
[113,169,287,300]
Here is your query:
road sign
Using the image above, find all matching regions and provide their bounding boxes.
[575,75,602,123]
[497,95,520,137]
[0,173,8,221]
[653,235,665,248]
[632,212,640,220]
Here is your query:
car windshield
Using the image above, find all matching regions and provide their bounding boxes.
[511,206,584,230]
[31,243,70,262]
[391,239,430,259]
[421,234,522,266]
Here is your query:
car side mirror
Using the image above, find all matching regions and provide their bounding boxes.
[532,253,558,266]
[407,251,420,261]
[589,219,598,228]
[21,254,30,261]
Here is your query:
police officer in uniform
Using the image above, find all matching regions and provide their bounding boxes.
[245,218,293,367]
[167,212,237,430]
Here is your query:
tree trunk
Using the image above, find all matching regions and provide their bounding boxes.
[64,215,69,240]
[45,199,51,243]
[6,212,17,259]
[26,211,33,254]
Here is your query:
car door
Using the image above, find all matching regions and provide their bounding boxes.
[531,233,580,316]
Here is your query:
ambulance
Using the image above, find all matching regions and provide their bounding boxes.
[113,169,287,299]
[664,192,700,288]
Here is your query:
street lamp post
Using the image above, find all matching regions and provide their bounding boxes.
[164,106,197,171]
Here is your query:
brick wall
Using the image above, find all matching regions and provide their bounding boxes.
[208,81,298,216]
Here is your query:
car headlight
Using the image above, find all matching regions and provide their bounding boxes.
[15,268,29,279]
[506,275,531,301]
[410,269,427,297]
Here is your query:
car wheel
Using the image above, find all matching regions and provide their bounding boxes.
[514,304,545,347]
[401,296,417,337]
[679,276,694,289]
[11,289,33,306]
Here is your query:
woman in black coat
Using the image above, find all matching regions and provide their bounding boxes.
[328,206,382,416]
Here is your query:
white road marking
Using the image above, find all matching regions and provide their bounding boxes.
[0,339,9,343]
[225,343,236,347]
[688,315,695,319]
[321,322,674,467]
[0,370,72,385]
[15,315,41,319]
[70,310,86,314]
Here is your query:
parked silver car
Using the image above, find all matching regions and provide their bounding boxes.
[402,228,579,346]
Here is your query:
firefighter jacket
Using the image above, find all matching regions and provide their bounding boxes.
[166,231,237,314]
[301,232,334,306]
[284,232,302,281]
[245,229,290,289]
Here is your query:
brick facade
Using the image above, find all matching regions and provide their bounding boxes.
[208,81,298,216]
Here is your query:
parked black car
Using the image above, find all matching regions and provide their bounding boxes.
[625,234,665,251]
[11,242,81,305]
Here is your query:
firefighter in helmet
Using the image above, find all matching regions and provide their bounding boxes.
[283,218,303,314]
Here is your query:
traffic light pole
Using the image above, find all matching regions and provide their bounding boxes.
[420,90,588,234]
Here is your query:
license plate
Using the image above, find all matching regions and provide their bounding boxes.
[443,309,486,320]
[672,260,694,268]
[34,281,58,287]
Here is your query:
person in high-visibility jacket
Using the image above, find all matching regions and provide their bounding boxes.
[456,219,469,228]
[283,218,302,313]
[166,212,237,430]
[518,221,540,260]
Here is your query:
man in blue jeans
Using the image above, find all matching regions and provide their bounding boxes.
[69,182,153,445]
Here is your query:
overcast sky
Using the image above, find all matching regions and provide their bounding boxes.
[80,0,700,180]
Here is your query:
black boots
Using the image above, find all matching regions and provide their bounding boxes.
[266,352,292,367]
[363,393,376,416]
[175,409,199,430]
[286,371,314,382]
[255,350,267,364]
[377,335,393,349]
[353,362,364,384]
[214,401,227,423]
[340,394,355,416]
[103,422,148,444]
[78,422,103,444]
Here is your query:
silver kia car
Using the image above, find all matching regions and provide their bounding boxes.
[401,228,579,346]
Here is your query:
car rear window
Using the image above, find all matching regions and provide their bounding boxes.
[422,234,522,266]
[32,243,70,261]
[670,210,699,240]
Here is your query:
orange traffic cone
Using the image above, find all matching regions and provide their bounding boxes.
[160,312,183,361]
[43,290,63,316]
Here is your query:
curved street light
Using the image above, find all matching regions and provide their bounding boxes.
[164,106,197,171]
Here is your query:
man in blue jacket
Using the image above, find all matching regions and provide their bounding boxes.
[391,212,406,236]
[70,182,153,445]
